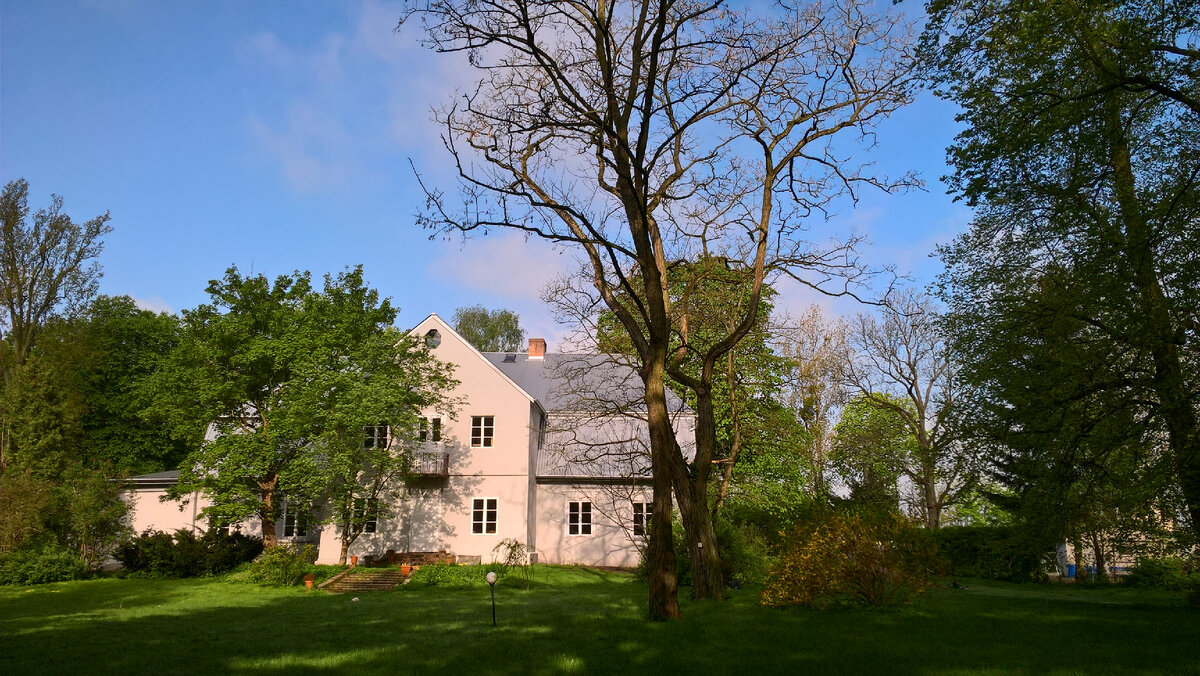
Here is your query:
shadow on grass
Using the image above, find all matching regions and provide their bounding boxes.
[1,575,1198,675]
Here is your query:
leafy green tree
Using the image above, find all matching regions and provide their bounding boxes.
[925,0,1200,536]
[149,266,447,547]
[452,305,525,352]
[78,296,185,475]
[832,394,911,515]
[314,289,456,565]
[0,318,91,478]
[0,179,111,472]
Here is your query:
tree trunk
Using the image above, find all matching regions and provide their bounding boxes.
[672,383,726,600]
[260,475,278,547]
[644,360,681,620]
[1104,93,1200,540]
[1089,531,1108,582]
[922,453,941,529]
[338,537,350,567]
[713,352,743,519]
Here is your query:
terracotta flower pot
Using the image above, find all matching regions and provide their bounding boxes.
[400,564,413,576]
[351,556,359,567]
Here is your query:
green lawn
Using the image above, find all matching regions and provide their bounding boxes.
[1,568,1197,675]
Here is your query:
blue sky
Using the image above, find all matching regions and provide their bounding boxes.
[1,0,968,346]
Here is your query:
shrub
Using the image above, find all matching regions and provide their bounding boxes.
[716,521,773,588]
[115,529,263,578]
[408,562,506,589]
[0,542,89,585]
[930,526,1048,581]
[1125,558,1200,591]
[635,516,774,589]
[761,514,939,608]
[247,544,314,587]
[492,538,534,589]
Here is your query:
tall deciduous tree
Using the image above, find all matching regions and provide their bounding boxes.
[452,305,525,352]
[0,179,111,471]
[777,304,850,498]
[404,0,917,617]
[925,0,1200,536]
[149,266,446,547]
[842,290,970,528]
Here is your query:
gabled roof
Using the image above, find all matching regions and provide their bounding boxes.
[483,352,688,414]
[412,313,543,415]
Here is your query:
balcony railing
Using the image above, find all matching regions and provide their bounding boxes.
[409,451,450,477]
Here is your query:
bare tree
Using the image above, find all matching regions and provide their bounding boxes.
[776,304,850,498]
[842,289,973,528]
[403,0,917,617]
[0,179,111,472]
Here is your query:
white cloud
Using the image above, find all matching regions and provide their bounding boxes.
[132,296,173,314]
[428,231,571,300]
[248,104,356,193]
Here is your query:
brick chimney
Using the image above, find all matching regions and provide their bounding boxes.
[528,338,546,360]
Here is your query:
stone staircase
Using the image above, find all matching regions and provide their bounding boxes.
[324,567,408,593]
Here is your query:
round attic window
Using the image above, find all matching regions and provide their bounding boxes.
[424,329,441,348]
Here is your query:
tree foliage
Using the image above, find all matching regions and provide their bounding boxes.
[0,179,111,471]
[925,0,1200,537]
[832,393,911,515]
[148,266,453,547]
[452,305,525,352]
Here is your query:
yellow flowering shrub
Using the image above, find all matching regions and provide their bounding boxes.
[761,514,940,607]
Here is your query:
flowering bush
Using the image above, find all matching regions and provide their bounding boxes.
[762,514,940,608]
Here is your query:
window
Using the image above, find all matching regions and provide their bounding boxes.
[353,498,378,534]
[472,498,497,534]
[419,417,442,442]
[363,424,389,450]
[424,329,441,348]
[569,501,592,536]
[633,502,652,537]
[471,416,494,447]
[282,502,308,538]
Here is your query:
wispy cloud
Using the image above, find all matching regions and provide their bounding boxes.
[133,296,173,314]
[248,104,356,193]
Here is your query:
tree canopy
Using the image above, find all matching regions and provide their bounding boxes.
[452,305,525,352]
[926,0,1200,537]
[149,266,453,546]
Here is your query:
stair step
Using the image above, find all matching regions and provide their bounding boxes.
[326,567,410,592]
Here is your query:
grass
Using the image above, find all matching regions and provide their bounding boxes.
[1,568,1197,675]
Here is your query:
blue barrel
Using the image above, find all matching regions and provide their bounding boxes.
[1067,564,1076,578]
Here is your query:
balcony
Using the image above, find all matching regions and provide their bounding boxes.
[409,450,450,478]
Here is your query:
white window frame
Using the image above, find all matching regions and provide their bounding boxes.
[282,501,308,538]
[363,424,389,450]
[472,497,498,534]
[568,501,592,536]
[419,416,442,443]
[633,502,652,537]
[471,416,494,448]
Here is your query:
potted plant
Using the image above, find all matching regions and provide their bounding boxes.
[351,555,359,567]
[400,563,413,576]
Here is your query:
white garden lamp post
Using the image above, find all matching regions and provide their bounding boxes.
[486,571,498,627]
